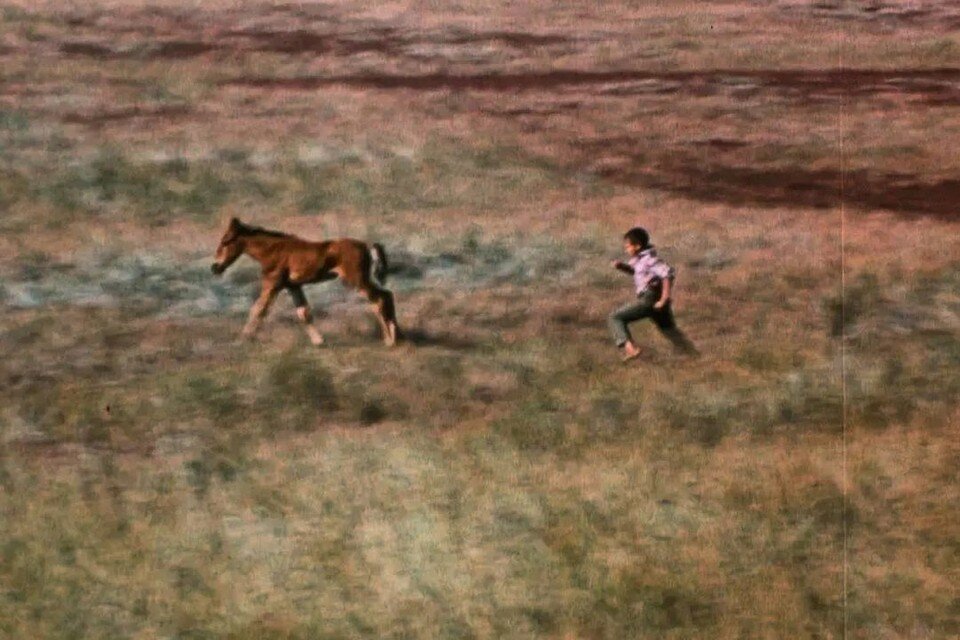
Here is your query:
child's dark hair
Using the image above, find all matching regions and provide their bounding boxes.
[623,227,650,249]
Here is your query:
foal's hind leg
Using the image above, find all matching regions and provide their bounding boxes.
[242,276,280,340]
[288,285,324,346]
[362,284,399,346]
[358,281,397,347]
[338,257,398,347]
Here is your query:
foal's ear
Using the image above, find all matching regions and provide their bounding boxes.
[229,216,240,228]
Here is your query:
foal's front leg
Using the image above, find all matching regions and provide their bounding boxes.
[288,285,324,346]
[241,276,281,339]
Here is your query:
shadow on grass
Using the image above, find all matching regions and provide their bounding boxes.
[401,327,480,351]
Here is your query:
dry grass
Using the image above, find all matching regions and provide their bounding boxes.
[1,1,959,638]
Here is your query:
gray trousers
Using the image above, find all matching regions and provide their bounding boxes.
[608,290,697,354]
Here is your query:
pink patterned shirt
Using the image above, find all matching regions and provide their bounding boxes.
[627,247,675,295]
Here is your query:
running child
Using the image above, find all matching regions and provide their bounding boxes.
[608,227,697,361]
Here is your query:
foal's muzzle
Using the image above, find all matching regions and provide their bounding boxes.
[211,263,225,275]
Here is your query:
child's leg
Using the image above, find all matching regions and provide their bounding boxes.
[652,303,699,355]
[608,298,652,348]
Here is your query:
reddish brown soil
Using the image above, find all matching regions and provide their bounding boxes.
[61,104,192,125]
[219,68,960,100]
[8,1,960,221]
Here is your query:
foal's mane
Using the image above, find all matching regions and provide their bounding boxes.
[237,222,294,239]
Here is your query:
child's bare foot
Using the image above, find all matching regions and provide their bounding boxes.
[621,342,641,362]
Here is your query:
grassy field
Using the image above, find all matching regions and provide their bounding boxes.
[1,1,958,638]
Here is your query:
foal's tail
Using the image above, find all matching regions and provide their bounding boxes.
[369,243,388,285]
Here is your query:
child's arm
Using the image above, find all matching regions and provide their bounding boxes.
[611,260,634,275]
[654,277,671,308]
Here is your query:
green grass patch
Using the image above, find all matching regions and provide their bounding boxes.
[295,138,564,216]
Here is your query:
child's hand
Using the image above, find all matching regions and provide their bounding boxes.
[654,297,669,310]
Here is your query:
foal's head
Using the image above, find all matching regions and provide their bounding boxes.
[211,217,245,275]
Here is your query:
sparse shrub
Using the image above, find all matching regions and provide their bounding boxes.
[736,344,787,372]
[0,169,28,211]
[845,357,913,429]
[184,458,213,498]
[12,382,144,446]
[493,393,567,452]
[656,388,736,447]
[781,477,853,535]
[74,396,134,445]
[236,174,277,200]
[216,147,252,165]
[758,369,844,434]
[181,167,230,215]
[582,569,717,636]
[824,273,881,338]
[172,564,213,599]
[919,329,960,399]
[14,385,69,440]
[460,227,511,265]
[15,251,54,282]
[173,374,242,424]
[0,108,29,132]
[159,156,191,180]
[584,394,641,441]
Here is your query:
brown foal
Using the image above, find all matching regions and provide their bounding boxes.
[211,218,399,346]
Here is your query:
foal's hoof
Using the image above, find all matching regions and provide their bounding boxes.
[383,325,399,347]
